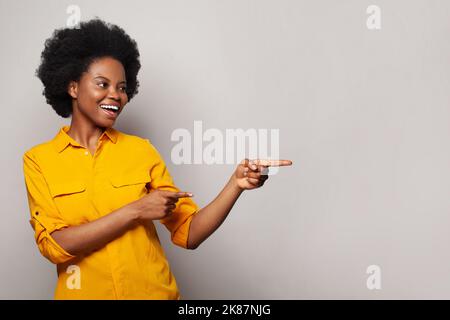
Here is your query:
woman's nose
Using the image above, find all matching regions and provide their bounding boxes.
[108,86,120,100]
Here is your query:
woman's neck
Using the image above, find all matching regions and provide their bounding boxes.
[67,119,105,149]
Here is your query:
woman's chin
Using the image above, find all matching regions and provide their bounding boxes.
[95,118,116,128]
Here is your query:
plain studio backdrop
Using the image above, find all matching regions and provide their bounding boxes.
[1,0,450,299]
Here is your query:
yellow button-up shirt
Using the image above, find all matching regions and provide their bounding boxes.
[23,126,198,299]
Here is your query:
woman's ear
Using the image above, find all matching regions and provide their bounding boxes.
[67,81,78,99]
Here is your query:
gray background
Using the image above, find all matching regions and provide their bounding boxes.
[1,0,449,299]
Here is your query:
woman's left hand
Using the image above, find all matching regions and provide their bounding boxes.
[233,159,293,191]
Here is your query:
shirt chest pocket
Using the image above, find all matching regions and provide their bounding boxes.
[48,181,88,224]
[108,171,152,210]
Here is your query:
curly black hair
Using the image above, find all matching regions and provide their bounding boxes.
[36,18,141,118]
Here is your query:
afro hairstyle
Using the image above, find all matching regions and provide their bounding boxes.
[36,18,141,118]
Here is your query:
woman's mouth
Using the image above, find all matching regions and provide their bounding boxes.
[99,104,120,119]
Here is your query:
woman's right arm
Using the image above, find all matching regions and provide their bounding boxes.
[51,189,192,257]
[51,202,140,257]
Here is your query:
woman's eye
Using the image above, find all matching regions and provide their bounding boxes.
[119,87,127,92]
[98,82,108,88]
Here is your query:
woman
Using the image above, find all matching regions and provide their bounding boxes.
[23,18,292,299]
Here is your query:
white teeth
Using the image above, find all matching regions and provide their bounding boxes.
[100,105,119,111]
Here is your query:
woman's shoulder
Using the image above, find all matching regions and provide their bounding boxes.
[115,129,148,146]
[23,126,69,159]
[114,129,160,154]
[23,140,56,161]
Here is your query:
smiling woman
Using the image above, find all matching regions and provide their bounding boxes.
[23,18,292,300]
[25,19,203,299]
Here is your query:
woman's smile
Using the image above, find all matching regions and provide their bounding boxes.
[99,102,121,119]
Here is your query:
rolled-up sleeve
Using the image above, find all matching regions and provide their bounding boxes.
[23,151,75,264]
[146,140,199,249]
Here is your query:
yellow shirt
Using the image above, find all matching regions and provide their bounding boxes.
[23,125,198,299]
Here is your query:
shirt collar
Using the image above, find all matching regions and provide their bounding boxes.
[52,126,118,153]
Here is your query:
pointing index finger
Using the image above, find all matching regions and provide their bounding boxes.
[255,159,293,167]
[172,192,194,199]
[160,190,194,199]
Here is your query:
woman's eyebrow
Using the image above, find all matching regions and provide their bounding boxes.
[93,75,127,84]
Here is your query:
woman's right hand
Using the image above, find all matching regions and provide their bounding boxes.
[129,189,193,223]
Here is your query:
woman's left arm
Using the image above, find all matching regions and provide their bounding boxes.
[187,159,292,249]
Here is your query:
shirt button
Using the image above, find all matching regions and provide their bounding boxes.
[84,151,89,155]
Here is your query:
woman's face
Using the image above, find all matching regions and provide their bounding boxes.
[68,56,128,128]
